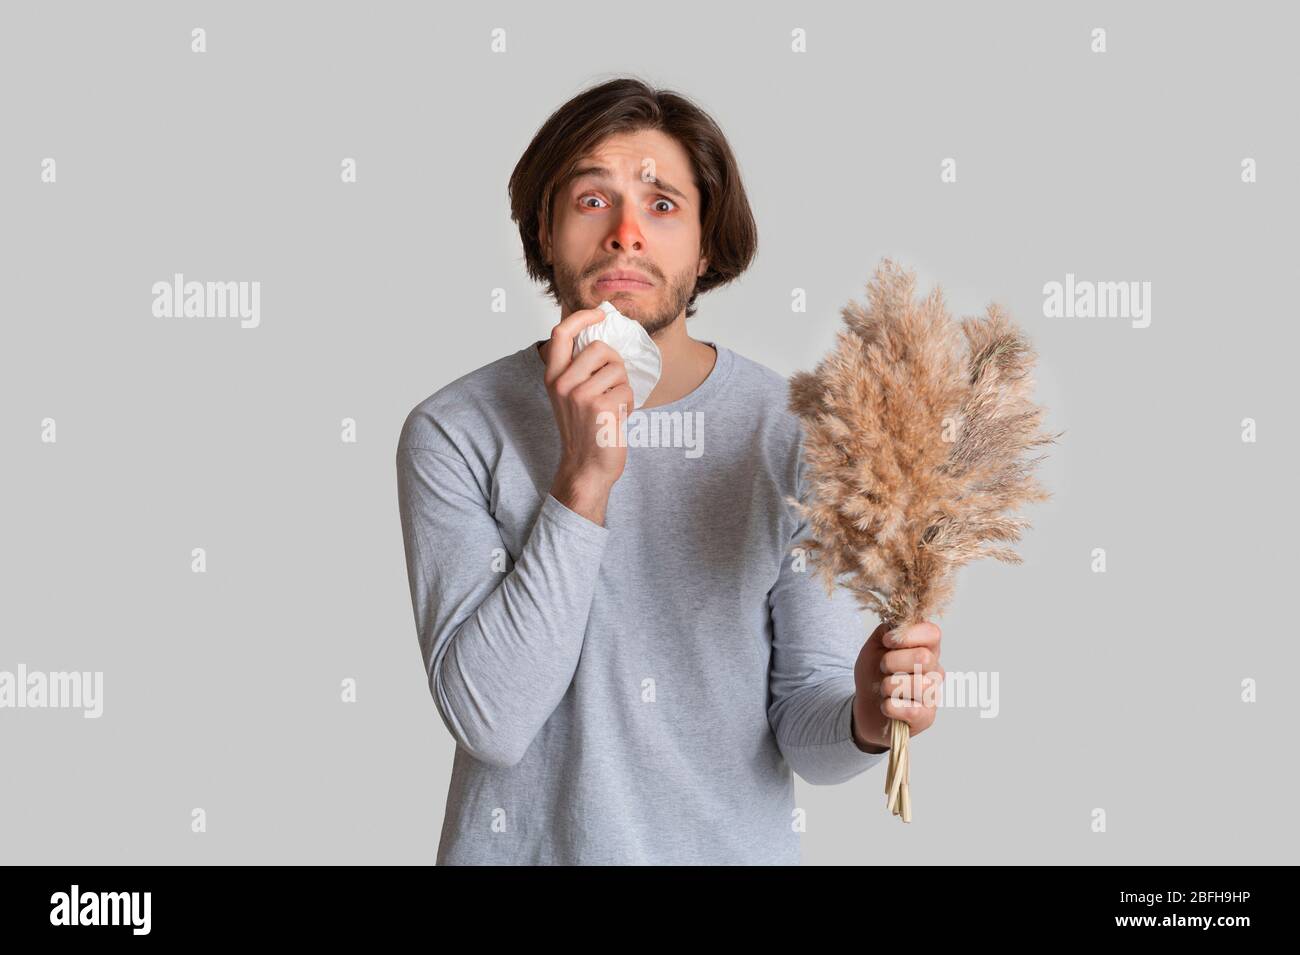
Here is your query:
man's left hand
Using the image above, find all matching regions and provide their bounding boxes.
[851,619,944,753]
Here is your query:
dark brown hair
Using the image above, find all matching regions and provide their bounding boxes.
[508,76,758,319]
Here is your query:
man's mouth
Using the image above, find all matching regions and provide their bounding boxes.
[594,268,654,291]
[595,278,652,291]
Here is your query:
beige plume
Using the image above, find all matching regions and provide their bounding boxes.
[788,259,1062,821]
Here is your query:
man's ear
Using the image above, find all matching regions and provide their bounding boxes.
[697,253,709,277]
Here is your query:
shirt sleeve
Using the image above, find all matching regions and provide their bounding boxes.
[766,451,891,786]
[396,443,609,768]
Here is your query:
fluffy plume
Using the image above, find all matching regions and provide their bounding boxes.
[788,259,1062,820]
[789,258,1060,624]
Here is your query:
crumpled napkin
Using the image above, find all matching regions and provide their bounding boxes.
[572,300,663,408]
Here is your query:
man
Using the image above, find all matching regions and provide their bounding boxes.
[396,77,944,865]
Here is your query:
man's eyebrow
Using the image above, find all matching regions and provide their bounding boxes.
[564,164,689,203]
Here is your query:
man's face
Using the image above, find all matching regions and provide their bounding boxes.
[541,128,709,339]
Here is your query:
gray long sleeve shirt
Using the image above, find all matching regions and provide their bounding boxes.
[396,338,888,865]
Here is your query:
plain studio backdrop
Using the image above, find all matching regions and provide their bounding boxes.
[1,0,1296,864]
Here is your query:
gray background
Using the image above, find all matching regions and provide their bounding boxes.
[1,0,1295,864]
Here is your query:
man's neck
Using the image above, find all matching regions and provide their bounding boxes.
[538,314,717,409]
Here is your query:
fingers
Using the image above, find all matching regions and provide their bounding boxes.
[877,667,943,734]
[568,340,624,382]
[573,358,631,403]
[879,644,940,675]
[606,382,635,410]
[544,307,611,384]
[878,668,945,703]
[882,620,941,650]
[873,619,944,737]
[880,694,937,733]
[556,342,627,399]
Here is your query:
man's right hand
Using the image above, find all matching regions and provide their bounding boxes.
[542,307,633,526]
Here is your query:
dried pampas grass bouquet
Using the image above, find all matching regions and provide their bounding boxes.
[788,258,1061,823]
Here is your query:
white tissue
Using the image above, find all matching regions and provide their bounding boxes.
[571,300,663,409]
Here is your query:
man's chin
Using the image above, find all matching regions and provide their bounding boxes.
[595,290,644,306]
[589,295,646,320]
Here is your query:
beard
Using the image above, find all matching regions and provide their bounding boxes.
[553,259,697,340]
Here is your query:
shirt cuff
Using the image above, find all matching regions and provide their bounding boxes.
[540,492,610,547]
[830,690,892,771]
